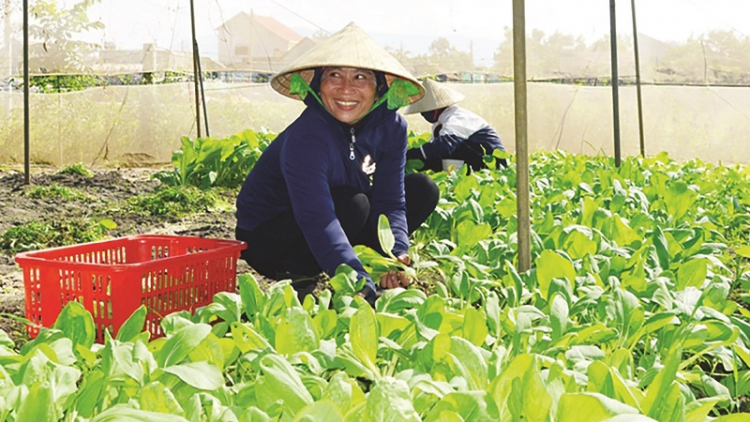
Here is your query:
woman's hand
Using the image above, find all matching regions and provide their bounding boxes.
[379,254,412,289]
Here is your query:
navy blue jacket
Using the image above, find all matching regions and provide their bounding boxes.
[235,92,410,294]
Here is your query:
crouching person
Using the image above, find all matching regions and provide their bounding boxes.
[235,23,439,306]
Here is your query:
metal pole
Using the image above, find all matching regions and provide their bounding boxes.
[631,0,645,157]
[189,0,201,138]
[23,0,29,184]
[195,42,209,137]
[3,0,11,80]
[513,0,531,272]
[609,0,621,167]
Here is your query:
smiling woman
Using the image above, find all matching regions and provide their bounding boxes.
[234,22,440,306]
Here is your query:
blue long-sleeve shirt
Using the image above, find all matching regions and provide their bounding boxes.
[235,96,409,294]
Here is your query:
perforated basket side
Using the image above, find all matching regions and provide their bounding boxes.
[16,235,247,343]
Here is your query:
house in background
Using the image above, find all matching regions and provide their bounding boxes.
[216,11,305,73]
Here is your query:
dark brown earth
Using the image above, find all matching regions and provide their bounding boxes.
[0,165,255,343]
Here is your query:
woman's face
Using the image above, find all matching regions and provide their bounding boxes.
[319,67,378,123]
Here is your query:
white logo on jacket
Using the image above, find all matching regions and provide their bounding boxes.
[361,154,376,175]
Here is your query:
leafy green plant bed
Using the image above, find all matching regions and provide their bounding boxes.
[0,132,749,420]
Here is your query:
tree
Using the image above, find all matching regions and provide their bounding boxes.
[27,0,103,75]
[693,30,750,84]
[656,37,706,84]
[493,27,513,77]
[494,28,630,82]
[396,37,476,78]
[585,33,634,81]
[425,37,473,75]
[385,45,414,71]
[656,30,750,85]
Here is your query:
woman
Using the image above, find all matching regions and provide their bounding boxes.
[235,23,439,305]
[404,78,507,172]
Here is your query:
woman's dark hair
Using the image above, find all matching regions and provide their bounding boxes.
[374,71,388,97]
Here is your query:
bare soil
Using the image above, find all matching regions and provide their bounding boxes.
[0,165,254,342]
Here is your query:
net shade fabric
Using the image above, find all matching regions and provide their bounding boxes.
[2,1,750,167]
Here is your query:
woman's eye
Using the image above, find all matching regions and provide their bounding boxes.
[326,71,340,78]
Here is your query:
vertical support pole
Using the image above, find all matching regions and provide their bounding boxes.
[3,0,11,82]
[631,0,645,157]
[23,0,29,184]
[194,41,210,137]
[189,0,201,138]
[609,0,622,167]
[513,0,531,272]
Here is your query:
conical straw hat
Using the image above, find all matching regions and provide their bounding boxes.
[402,78,465,114]
[271,22,424,104]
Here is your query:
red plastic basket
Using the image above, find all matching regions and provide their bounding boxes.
[15,234,247,343]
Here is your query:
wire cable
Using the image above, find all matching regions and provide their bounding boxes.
[264,0,331,35]
[168,0,183,52]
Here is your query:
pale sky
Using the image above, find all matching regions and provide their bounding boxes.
[8,0,750,67]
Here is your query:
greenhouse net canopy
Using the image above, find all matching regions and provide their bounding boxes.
[1,0,749,166]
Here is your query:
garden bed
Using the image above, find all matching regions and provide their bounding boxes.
[1,150,749,419]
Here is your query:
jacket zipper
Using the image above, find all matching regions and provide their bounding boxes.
[349,127,356,161]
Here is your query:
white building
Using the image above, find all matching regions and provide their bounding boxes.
[216,12,306,73]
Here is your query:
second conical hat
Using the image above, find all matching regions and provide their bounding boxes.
[402,78,465,114]
[271,22,424,104]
